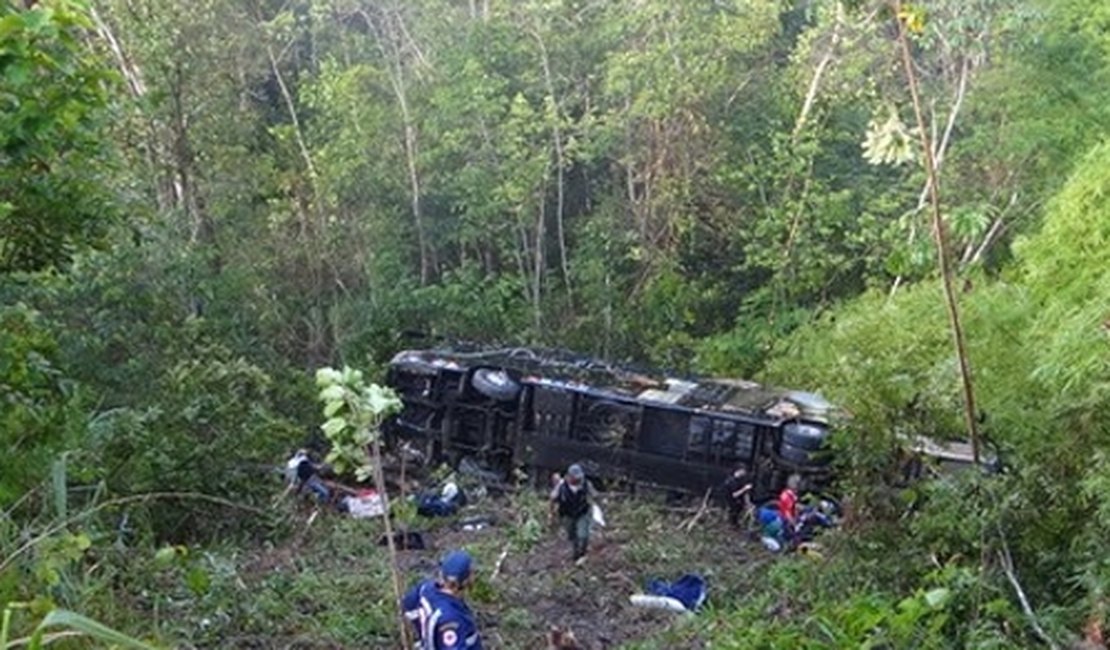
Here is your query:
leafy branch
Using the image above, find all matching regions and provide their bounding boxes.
[314,366,411,649]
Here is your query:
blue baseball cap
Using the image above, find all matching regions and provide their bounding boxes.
[440,550,472,582]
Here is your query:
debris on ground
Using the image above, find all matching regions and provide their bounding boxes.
[377,531,426,550]
[283,448,332,504]
[546,625,585,649]
[458,456,505,485]
[338,489,385,518]
[259,479,787,648]
[415,480,466,517]
[455,514,496,531]
[630,574,708,614]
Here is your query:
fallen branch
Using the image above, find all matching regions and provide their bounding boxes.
[491,543,511,580]
[997,527,1060,650]
[321,479,361,497]
[681,488,713,533]
[272,482,296,508]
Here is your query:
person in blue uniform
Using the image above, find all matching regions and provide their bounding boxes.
[402,549,483,650]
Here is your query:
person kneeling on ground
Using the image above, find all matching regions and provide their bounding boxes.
[548,464,597,562]
[402,549,483,650]
[286,449,330,505]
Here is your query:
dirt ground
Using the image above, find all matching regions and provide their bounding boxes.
[390,486,776,650]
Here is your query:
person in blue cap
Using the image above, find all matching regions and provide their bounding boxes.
[402,549,483,649]
[548,463,598,562]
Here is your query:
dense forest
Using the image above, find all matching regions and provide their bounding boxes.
[1,0,1108,647]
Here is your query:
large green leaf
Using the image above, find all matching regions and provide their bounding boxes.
[29,609,161,649]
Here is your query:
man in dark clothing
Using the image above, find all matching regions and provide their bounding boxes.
[548,464,597,562]
[722,468,753,528]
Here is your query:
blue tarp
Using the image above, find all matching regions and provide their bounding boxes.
[645,574,708,611]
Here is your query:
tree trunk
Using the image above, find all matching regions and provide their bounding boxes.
[531,26,572,302]
[532,193,546,334]
[363,6,433,285]
[893,0,982,463]
[792,2,843,143]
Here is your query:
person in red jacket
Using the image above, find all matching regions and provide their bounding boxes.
[778,473,801,532]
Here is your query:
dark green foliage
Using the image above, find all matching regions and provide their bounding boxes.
[1,239,313,541]
[82,349,302,540]
[0,2,118,272]
[0,303,81,507]
[760,139,1110,645]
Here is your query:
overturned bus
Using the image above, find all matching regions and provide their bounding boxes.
[383,346,837,497]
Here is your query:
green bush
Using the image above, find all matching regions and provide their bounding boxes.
[0,303,83,508]
[79,348,304,541]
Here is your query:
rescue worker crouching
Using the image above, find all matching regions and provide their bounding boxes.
[548,463,598,563]
[402,549,483,649]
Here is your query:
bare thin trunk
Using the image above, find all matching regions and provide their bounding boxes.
[891,53,970,295]
[530,26,572,301]
[532,194,546,334]
[780,175,814,265]
[603,269,612,358]
[998,527,1061,650]
[169,63,204,244]
[793,2,844,142]
[369,435,413,650]
[265,31,330,359]
[894,0,981,463]
[90,5,146,97]
[364,7,432,284]
[265,43,318,185]
[965,163,1034,268]
[401,112,431,284]
[913,55,970,210]
[967,213,1006,267]
[513,220,532,308]
[93,3,172,212]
